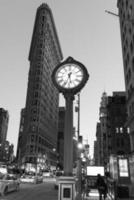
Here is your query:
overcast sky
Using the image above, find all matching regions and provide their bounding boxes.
[0,0,125,157]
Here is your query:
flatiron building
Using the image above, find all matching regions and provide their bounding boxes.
[17,3,63,170]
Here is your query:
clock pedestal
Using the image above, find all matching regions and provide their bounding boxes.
[58,176,76,200]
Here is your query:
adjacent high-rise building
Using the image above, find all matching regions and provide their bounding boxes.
[0,108,9,145]
[0,108,9,162]
[17,3,63,170]
[99,92,108,166]
[16,108,25,163]
[117,0,134,152]
[94,91,130,169]
[107,92,130,155]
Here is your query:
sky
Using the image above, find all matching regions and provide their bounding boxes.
[0,0,125,157]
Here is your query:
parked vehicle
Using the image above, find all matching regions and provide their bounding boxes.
[42,170,51,177]
[0,165,7,174]
[20,172,43,184]
[0,173,20,196]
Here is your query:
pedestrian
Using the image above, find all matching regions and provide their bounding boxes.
[96,174,107,200]
[81,175,86,199]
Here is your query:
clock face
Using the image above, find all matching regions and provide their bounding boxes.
[55,64,83,89]
[52,56,89,94]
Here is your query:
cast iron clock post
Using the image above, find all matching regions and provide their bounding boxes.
[52,56,89,199]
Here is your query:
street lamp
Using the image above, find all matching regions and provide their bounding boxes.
[76,135,84,200]
[78,142,83,150]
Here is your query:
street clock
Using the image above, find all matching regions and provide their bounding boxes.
[52,56,89,94]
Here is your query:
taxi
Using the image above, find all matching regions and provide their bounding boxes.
[0,173,20,196]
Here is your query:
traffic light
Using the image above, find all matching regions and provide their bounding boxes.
[78,136,83,143]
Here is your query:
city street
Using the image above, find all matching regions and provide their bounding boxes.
[1,177,134,200]
[0,179,58,200]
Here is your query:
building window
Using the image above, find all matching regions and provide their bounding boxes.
[132,57,134,71]
[32,126,36,132]
[31,135,34,142]
[125,59,128,71]
[128,5,132,18]
[129,27,132,35]
[123,45,126,54]
[126,0,128,9]
[39,137,41,144]
[116,127,119,133]
[117,138,120,147]
[127,127,130,134]
[126,39,128,48]
[30,145,34,153]
[20,125,23,132]
[124,26,127,35]
[127,53,130,64]
[130,41,133,53]
[120,127,123,133]
[121,139,124,147]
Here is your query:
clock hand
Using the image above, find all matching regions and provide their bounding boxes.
[68,72,72,78]
[68,72,72,85]
[62,73,72,88]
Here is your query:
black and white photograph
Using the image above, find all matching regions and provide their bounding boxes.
[0,1,133,200]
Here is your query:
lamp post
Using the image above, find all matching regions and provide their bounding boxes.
[75,93,83,200]
[77,136,83,200]
[77,93,80,138]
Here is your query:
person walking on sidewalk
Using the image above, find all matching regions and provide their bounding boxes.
[96,174,107,200]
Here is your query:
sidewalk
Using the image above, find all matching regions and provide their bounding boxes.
[84,197,134,200]
[107,194,134,200]
[117,198,134,200]
[83,192,134,200]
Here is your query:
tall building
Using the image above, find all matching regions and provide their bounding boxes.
[0,108,9,145]
[16,108,25,163]
[17,3,63,170]
[99,92,108,166]
[107,92,130,155]
[0,108,9,162]
[117,0,134,152]
[2,141,14,163]
[94,122,101,165]
[95,91,130,169]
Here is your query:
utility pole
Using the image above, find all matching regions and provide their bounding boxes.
[77,93,80,138]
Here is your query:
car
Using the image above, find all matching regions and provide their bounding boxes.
[0,165,7,174]
[0,173,20,196]
[42,170,51,177]
[20,172,43,184]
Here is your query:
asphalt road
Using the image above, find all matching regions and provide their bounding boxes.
[0,180,58,200]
